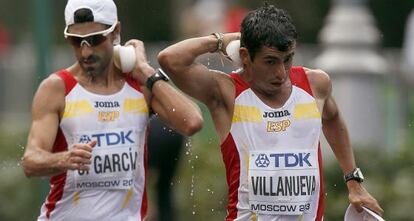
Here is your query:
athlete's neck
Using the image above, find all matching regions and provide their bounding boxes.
[67,63,126,95]
[240,72,293,108]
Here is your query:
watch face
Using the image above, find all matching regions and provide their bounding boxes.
[352,168,364,182]
[345,168,364,183]
[356,169,364,180]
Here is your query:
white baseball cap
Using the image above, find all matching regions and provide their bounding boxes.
[64,0,118,27]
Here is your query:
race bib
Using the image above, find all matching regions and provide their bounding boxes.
[71,127,142,190]
[248,149,319,215]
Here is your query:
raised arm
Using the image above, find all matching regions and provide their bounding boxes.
[22,75,95,177]
[156,33,240,141]
[307,68,384,216]
[126,39,203,136]
[157,34,238,105]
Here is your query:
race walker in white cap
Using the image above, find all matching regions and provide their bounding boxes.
[22,1,203,220]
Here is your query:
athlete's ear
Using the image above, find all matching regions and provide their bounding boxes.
[113,21,121,45]
[239,47,250,66]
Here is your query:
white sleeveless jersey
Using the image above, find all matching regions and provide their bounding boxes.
[38,70,149,221]
[222,67,324,221]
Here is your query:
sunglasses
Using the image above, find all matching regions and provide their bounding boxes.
[64,22,117,48]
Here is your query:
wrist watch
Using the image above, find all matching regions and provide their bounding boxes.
[146,68,170,91]
[344,168,364,183]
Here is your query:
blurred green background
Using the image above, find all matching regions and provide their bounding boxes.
[0,0,414,220]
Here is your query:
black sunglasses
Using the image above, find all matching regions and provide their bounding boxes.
[66,34,108,48]
[64,22,116,48]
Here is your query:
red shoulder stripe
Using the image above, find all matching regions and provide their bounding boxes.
[289,66,313,96]
[125,74,142,92]
[230,73,249,97]
[54,70,77,95]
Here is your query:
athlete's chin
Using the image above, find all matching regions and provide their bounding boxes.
[81,64,103,77]
[265,86,283,95]
[82,67,100,77]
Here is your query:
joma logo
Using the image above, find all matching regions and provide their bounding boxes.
[94,101,120,108]
[263,110,290,118]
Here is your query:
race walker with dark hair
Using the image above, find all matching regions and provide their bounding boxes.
[158,3,383,221]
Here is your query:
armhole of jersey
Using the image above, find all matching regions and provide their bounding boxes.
[290,66,314,97]
[54,70,77,95]
[125,74,142,92]
[125,74,151,115]
[222,73,250,145]
[229,73,249,97]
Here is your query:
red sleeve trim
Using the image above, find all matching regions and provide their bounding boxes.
[54,70,77,95]
[289,66,313,96]
[229,73,249,97]
[125,74,142,92]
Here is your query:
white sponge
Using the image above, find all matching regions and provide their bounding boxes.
[226,40,242,67]
[114,45,136,73]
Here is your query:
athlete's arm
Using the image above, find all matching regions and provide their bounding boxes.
[157,33,239,141]
[306,68,383,216]
[22,75,95,177]
[126,39,203,136]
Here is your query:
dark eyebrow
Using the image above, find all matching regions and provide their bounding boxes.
[263,52,295,60]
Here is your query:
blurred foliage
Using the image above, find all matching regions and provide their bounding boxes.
[323,147,414,221]
[0,130,42,221]
[0,0,413,46]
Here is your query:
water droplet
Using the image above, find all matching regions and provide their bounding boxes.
[18,144,25,150]
[172,108,176,112]
[192,211,196,215]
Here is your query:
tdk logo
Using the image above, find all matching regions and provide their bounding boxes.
[78,130,134,147]
[269,153,312,167]
[255,154,270,168]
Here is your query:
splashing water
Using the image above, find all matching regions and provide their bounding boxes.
[185,138,198,216]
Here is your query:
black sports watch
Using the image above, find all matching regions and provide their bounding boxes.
[146,68,170,91]
[344,168,364,183]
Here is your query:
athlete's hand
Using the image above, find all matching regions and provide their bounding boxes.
[62,140,96,171]
[125,39,155,85]
[347,181,384,217]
